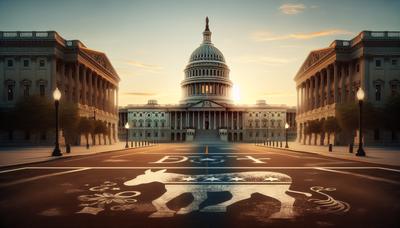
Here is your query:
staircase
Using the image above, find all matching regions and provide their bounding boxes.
[194,129,220,142]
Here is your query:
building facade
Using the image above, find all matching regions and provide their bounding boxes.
[295,31,400,146]
[0,31,120,145]
[119,18,296,143]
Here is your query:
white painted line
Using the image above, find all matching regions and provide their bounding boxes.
[0,167,27,174]
[16,166,400,171]
[315,167,400,185]
[378,167,400,173]
[0,168,91,187]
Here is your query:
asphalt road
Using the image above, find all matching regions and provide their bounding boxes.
[0,143,399,228]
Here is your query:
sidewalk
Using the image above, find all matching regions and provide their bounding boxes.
[0,142,136,167]
[260,142,400,167]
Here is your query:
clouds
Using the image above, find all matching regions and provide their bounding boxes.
[279,3,306,15]
[235,55,293,66]
[251,29,352,42]
[123,92,157,96]
[125,60,163,73]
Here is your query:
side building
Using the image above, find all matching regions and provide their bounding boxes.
[118,18,296,143]
[0,31,120,145]
[294,31,400,146]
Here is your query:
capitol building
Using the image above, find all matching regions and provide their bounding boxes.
[119,18,296,142]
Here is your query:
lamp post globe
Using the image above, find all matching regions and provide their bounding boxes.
[125,122,130,148]
[52,87,62,156]
[285,123,289,148]
[356,87,366,156]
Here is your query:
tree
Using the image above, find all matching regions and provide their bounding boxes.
[60,101,79,146]
[308,119,323,145]
[337,102,382,131]
[93,120,108,145]
[78,117,94,148]
[323,117,340,145]
[12,95,53,140]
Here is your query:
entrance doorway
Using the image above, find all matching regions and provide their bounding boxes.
[205,121,209,130]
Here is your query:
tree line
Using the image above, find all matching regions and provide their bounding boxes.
[304,95,400,144]
[0,95,112,146]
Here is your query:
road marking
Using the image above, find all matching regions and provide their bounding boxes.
[1,166,397,171]
[0,167,27,174]
[0,168,91,187]
[315,167,400,185]
[378,167,400,173]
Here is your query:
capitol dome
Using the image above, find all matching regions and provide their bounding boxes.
[181,17,233,105]
[189,44,225,63]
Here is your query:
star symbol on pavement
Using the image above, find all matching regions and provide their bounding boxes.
[200,158,216,162]
[265,177,279,182]
[230,177,244,182]
[182,176,196,181]
[205,177,220,182]
[76,206,104,215]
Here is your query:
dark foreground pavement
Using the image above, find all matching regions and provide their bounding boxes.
[0,143,399,228]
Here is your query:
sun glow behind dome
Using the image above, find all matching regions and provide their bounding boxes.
[232,84,241,103]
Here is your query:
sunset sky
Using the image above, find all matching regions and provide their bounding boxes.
[1,0,399,106]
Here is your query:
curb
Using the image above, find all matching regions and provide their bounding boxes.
[0,144,157,169]
[254,144,400,168]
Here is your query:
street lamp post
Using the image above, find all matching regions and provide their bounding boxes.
[52,88,62,156]
[356,87,366,156]
[285,123,289,148]
[125,122,130,149]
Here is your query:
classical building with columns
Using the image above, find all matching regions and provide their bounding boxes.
[118,18,296,143]
[0,31,119,145]
[295,31,400,146]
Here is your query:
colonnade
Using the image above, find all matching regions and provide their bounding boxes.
[297,61,359,114]
[56,60,118,115]
[169,111,243,130]
[183,83,230,96]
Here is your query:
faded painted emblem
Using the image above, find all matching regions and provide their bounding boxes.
[124,169,311,218]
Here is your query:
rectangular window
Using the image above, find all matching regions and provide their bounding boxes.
[23,59,30,67]
[375,59,382,67]
[356,64,360,72]
[39,59,45,67]
[40,85,45,97]
[7,85,14,101]
[24,85,30,97]
[375,84,381,101]
[7,59,14,67]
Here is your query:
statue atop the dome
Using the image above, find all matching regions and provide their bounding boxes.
[205,16,210,31]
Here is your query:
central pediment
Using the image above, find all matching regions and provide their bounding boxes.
[187,99,226,109]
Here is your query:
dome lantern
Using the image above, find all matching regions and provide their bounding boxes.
[203,17,212,44]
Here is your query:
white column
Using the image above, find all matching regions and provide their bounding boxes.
[341,64,346,103]
[214,111,216,129]
[180,112,183,130]
[333,63,339,103]
[197,112,200,129]
[203,111,205,129]
[321,72,325,107]
[327,67,331,104]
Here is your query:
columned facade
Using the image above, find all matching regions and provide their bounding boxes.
[0,31,120,145]
[295,31,400,146]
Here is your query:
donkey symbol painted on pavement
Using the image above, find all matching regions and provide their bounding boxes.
[124,169,311,218]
